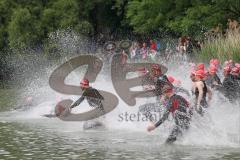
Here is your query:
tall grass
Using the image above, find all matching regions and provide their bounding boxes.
[195,29,240,63]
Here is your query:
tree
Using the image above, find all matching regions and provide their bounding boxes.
[0,0,15,49]
[42,0,94,36]
[126,0,169,34]
[125,0,239,37]
[7,8,43,49]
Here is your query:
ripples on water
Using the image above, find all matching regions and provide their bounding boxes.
[0,120,240,160]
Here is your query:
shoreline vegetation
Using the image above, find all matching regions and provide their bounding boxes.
[0,29,239,110]
[196,28,240,63]
[0,27,239,87]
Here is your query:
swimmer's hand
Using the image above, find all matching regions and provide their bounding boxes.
[147,123,156,132]
[58,107,71,117]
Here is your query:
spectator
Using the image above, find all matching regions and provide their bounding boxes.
[150,40,157,51]
[130,42,137,60]
[179,36,187,55]
[140,42,149,60]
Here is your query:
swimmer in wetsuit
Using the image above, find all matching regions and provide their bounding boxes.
[147,85,191,144]
[70,78,104,112]
[150,64,173,98]
[206,65,222,90]
[70,78,105,129]
[191,70,212,115]
[222,66,239,103]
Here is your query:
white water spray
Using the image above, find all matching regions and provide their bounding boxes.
[1,31,239,148]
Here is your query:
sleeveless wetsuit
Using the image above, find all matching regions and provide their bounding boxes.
[195,80,208,108]
[206,74,222,89]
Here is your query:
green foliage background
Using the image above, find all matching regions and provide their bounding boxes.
[0,0,239,50]
[0,0,239,86]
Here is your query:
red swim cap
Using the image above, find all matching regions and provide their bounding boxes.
[210,59,218,66]
[232,67,239,74]
[209,66,217,73]
[195,70,205,79]
[197,63,205,70]
[167,76,175,83]
[213,59,219,66]
[235,63,240,69]
[223,66,231,73]
[80,78,89,88]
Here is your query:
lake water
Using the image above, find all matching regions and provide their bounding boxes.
[0,106,240,160]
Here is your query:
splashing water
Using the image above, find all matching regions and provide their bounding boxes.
[0,31,240,160]
[2,55,240,147]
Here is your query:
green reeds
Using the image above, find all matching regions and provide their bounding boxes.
[196,30,240,63]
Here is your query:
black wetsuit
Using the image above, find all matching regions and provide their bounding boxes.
[141,74,189,97]
[206,74,222,89]
[155,94,190,144]
[174,87,190,97]
[139,74,173,121]
[232,75,240,99]
[195,80,208,108]
[155,75,173,96]
[71,87,104,112]
[222,74,239,102]
[140,72,154,88]
[140,73,173,96]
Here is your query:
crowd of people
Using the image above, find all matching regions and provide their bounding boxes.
[176,36,202,55]
[129,40,160,61]
[190,59,240,104]
[144,58,240,144]
[117,37,201,63]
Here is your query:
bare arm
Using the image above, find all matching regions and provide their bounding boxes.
[196,81,204,106]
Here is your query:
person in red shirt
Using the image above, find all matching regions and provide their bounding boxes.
[150,40,157,51]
